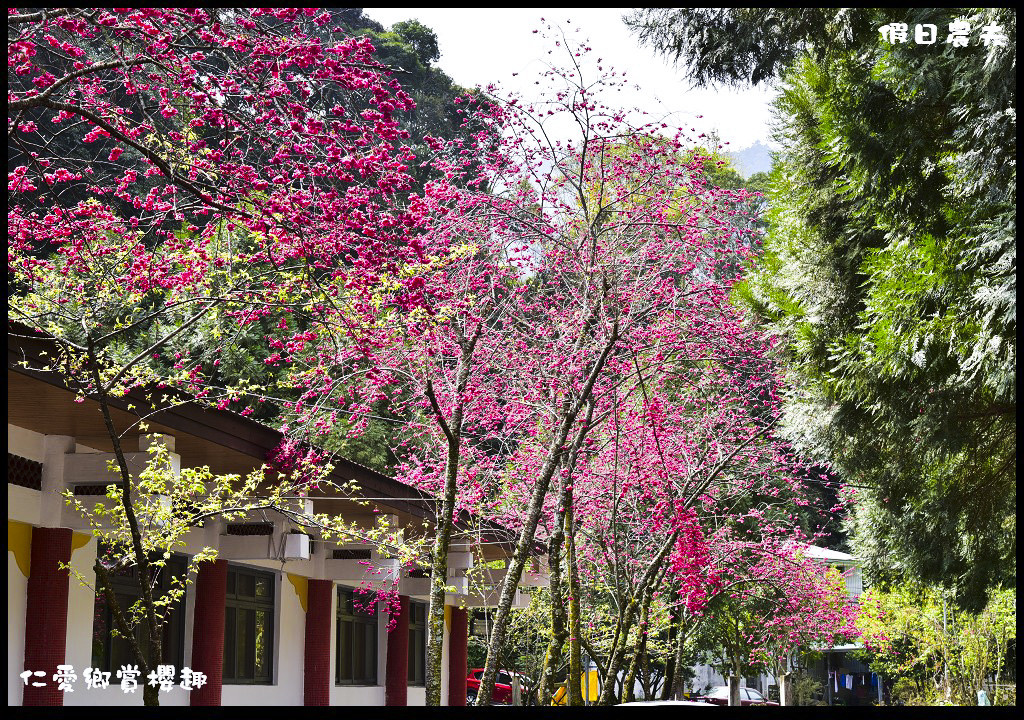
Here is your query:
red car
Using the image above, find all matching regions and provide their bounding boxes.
[466,668,526,705]
[692,686,779,706]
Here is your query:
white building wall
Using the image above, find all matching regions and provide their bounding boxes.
[8,485,42,527]
[845,566,864,598]
[332,685,386,705]
[7,424,462,706]
[691,664,730,694]
[9,424,45,463]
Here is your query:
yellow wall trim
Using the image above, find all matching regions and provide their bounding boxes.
[287,572,309,613]
[71,531,91,555]
[8,520,32,578]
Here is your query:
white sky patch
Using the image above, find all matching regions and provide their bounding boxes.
[363,7,780,152]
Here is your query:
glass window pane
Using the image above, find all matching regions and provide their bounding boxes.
[113,594,145,671]
[162,605,179,665]
[239,608,254,679]
[339,620,352,681]
[366,622,377,682]
[356,594,375,617]
[223,567,274,684]
[254,610,269,679]
[239,573,256,598]
[354,618,365,679]
[110,627,134,671]
[224,607,236,679]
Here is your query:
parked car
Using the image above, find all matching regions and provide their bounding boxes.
[692,686,779,706]
[466,668,527,705]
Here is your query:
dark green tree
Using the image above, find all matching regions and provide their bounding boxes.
[626,8,878,88]
[631,8,1016,609]
[392,19,441,65]
[338,10,486,188]
[744,171,771,196]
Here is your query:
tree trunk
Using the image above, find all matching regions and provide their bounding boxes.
[729,674,741,706]
[473,425,572,705]
[669,616,690,700]
[475,322,617,706]
[564,482,585,706]
[89,339,163,705]
[620,559,668,704]
[475,398,602,706]
[621,594,652,703]
[423,332,477,706]
[662,593,691,700]
[600,606,641,706]
[598,531,676,705]
[423,413,459,706]
[537,498,567,706]
[640,650,654,702]
[727,618,743,706]
[425,519,452,706]
[659,586,679,701]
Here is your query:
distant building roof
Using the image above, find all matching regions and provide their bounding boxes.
[804,545,857,562]
[812,643,864,652]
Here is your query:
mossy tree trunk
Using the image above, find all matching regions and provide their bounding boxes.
[423,328,479,705]
[537,484,568,706]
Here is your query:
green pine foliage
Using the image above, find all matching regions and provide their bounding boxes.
[731,9,1015,609]
[631,7,1016,609]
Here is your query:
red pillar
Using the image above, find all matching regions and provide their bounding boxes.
[23,527,72,707]
[304,579,333,706]
[447,606,469,707]
[385,595,409,706]
[190,559,227,706]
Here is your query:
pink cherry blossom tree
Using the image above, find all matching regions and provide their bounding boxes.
[741,550,858,702]
[564,358,830,705]
[366,28,847,706]
[9,8,436,705]
[328,28,798,704]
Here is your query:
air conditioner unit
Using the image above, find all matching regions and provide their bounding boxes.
[284,532,310,560]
